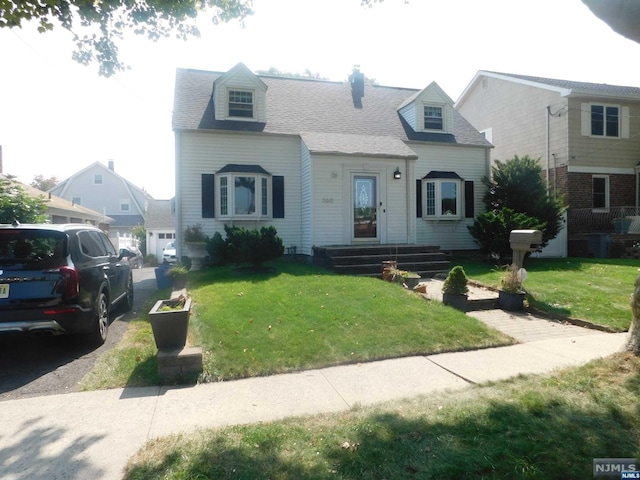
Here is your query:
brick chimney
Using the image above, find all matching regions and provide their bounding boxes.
[349,66,365,109]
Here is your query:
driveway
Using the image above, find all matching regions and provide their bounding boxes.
[0,267,157,401]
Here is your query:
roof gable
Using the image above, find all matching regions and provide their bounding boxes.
[173,68,490,148]
[456,70,640,107]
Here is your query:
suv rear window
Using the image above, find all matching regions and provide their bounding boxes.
[0,230,67,270]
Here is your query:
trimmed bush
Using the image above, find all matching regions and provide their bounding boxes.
[210,225,284,268]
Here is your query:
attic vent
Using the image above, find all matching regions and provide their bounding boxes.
[349,66,365,108]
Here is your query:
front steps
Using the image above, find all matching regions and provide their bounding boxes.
[313,244,450,278]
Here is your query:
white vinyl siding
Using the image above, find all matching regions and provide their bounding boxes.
[177,131,302,249]
[413,143,489,250]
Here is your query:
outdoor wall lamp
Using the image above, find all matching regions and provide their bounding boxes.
[393,167,402,179]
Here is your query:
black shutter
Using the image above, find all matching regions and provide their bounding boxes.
[464,181,474,218]
[416,179,422,217]
[273,176,285,218]
[202,174,215,218]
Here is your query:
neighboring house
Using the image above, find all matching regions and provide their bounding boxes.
[172,63,492,260]
[145,199,176,260]
[48,160,152,249]
[3,175,113,226]
[456,71,640,255]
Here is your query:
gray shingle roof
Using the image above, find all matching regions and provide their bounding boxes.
[173,68,490,148]
[484,71,640,98]
[145,199,174,229]
[300,132,418,159]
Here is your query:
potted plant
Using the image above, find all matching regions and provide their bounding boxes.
[387,267,421,289]
[148,294,192,350]
[498,264,526,311]
[400,270,422,290]
[167,263,189,289]
[441,265,469,311]
[184,223,208,271]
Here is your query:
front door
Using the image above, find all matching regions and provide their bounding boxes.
[353,175,378,241]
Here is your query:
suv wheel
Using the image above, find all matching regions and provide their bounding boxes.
[122,273,134,312]
[87,290,109,346]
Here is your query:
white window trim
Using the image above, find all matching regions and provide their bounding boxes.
[227,88,255,120]
[423,179,462,220]
[218,173,271,219]
[422,103,445,132]
[581,102,629,139]
[592,174,610,212]
[93,174,103,185]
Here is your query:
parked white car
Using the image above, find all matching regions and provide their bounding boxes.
[162,241,177,264]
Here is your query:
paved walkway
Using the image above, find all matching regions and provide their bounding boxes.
[0,279,628,480]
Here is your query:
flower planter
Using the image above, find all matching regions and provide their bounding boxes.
[149,297,192,350]
[403,276,421,290]
[498,290,525,312]
[186,242,207,271]
[172,273,188,289]
[443,292,468,312]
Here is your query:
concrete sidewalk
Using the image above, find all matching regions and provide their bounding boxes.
[0,282,628,480]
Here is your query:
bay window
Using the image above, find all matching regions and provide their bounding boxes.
[215,165,271,218]
[422,172,463,219]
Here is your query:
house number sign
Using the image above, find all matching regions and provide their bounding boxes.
[322,198,334,204]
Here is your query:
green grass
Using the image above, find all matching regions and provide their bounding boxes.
[81,260,513,389]
[122,353,640,479]
[189,261,511,381]
[462,257,636,331]
[82,257,635,390]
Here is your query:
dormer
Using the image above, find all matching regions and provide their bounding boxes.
[213,63,268,123]
[398,81,454,134]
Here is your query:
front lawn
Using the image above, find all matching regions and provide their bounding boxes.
[80,260,513,389]
[462,257,636,332]
[123,353,640,479]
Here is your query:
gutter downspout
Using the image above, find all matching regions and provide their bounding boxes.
[546,106,550,193]
[175,132,182,261]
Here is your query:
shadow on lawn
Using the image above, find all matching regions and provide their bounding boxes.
[124,387,639,479]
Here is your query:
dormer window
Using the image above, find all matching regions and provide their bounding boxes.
[424,105,443,130]
[229,90,254,118]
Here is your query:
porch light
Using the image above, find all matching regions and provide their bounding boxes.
[393,167,401,180]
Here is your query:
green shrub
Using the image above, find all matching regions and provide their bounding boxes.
[213,225,284,268]
[468,207,545,260]
[442,265,469,295]
[207,231,227,266]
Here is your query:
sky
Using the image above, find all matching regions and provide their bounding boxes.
[1,0,639,200]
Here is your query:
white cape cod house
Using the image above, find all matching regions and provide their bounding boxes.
[172,63,492,262]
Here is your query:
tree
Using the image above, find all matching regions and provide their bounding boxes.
[30,175,58,192]
[131,224,146,256]
[0,177,48,224]
[582,0,640,44]
[468,155,565,259]
[1,0,253,77]
[255,67,329,80]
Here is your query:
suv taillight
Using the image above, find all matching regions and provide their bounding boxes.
[59,266,80,301]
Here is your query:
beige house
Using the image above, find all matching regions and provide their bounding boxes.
[456,71,640,255]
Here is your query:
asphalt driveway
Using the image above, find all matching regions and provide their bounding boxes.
[0,267,157,401]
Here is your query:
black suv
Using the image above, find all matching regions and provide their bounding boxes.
[0,223,135,345]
